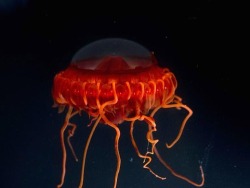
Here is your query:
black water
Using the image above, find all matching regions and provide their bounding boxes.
[0,1,248,188]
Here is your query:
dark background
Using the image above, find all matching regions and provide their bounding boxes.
[0,1,248,188]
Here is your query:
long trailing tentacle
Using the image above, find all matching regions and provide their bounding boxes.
[148,95,205,187]
[57,106,73,188]
[78,115,102,188]
[97,81,121,188]
[153,143,205,187]
[163,96,193,149]
[130,119,166,180]
[100,114,121,188]
[150,95,193,148]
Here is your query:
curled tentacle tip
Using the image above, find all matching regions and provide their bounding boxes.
[165,143,171,148]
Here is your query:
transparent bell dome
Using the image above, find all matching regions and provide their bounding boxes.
[71,38,154,70]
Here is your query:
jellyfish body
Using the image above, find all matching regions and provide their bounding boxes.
[52,38,204,188]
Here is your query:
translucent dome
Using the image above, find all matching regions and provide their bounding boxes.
[71,38,154,70]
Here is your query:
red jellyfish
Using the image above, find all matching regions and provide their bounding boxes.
[52,38,205,188]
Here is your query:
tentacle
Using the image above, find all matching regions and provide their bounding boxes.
[154,146,204,187]
[164,101,193,148]
[57,106,73,188]
[78,115,101,188]
[67,122,78,162]
[101,116,121,188]
[66,110,81,162]
[148,107,205,187]
[150,95,193,148]
[98,81,121,188]
[130,120,166,180]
